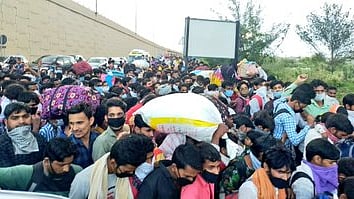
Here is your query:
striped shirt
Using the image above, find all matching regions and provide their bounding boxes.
[39,122,65,142]
[273,101,310,148]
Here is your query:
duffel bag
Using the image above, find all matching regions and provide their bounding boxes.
[136,93,223,142]
[41,85,101,119]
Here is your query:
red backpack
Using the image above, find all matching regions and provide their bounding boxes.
[244,94,263,117]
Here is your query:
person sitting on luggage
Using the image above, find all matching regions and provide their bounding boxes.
[291,138,340,198]
[0,137,82,197]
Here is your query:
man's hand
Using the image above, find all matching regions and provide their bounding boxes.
[117,131,130,140]
[31,113,41,133]
[305,114,315,127]
[294,74,308,85]
[24,63,30,71]
[211,123,229,145]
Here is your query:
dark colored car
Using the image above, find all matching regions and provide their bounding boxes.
[40,55,76,71]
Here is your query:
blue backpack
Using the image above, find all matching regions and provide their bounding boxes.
[337,139,354,158]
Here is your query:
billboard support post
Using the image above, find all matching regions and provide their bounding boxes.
[183,17,190,69]
[234,20,240,68]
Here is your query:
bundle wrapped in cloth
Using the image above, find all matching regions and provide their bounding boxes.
[136,93,223,143]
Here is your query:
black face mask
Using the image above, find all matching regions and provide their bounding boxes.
[269,175,289,189]
[201,170,219,184]
[294,108,304,113]
[108,117,125,128]
[49,162,69,179]
[116,172,134,178]
[30,107,38,115]
[177,177,194,187]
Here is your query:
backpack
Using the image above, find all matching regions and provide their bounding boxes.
[244,94,263,117]
[219,153,255,195]
[221,64,236,82]
[264,99,275,116]
[290,171,315,198]
[41,85,101,119]
[290,171,334,199]
[337,139,354,158]
[272,102,291,119]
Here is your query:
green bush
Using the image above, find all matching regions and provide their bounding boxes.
[262,57,354,102]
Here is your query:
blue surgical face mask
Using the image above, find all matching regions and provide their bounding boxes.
[315,93,326,101]
[94,86,103,94]
[101,86,109,92]
[272,91,283,99]
[131,91,138,98]
[135,162,154,181]
[131,77,137,84]
[56,119,64,127]
[225,90,233,97]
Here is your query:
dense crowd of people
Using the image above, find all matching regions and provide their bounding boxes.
[0,55,353,199]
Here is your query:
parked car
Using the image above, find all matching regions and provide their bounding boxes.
[0,190,68,199]
[1,55,29,72]
[3,55,29,64]
[41,55,76,71]
[0,56,8,67]
[87,57,108,69]
[69,55,86,62]
[29,55,51,71]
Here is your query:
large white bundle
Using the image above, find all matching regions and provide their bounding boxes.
[136,93,223,142]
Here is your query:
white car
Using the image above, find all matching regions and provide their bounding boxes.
[2,55,29,72]
[111,57,127,64]
[132,59,150,69]
[3,55,29,64]
[0,190,68,199]
[87,57,108,69]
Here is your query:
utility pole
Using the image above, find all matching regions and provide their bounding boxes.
[135,0,138,34]
[95,0,97,15]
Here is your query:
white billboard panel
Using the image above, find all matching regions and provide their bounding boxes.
[185,18,237,59]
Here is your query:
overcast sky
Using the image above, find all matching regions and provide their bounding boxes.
[73,0,354,57]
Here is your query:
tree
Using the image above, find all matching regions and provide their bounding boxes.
[212,0,289,64]
[296,3,354,73]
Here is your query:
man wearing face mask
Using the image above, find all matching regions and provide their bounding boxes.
[305,80,332,118]
[92,98,130,161]
[263,80,285,115]
[291,138,340,198]
[221,81,237,105]
[273,88,314,149]
[138,143,203,199]
[248,78,269,117]
[303,113,353,159]
[342,93,354,127]
[0,138,81,197]
[239,146,295,199]
[181,142,221,199]
[17,91,41,134]
[129,115,157,198]
[70,134,153,199]
[0,102,47,167]
[227,114,255,159]
[233,80,250,114]
[220,134,278,198]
